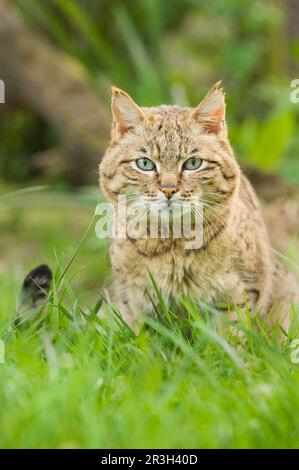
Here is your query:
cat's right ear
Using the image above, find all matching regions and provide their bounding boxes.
[192,81,226,135]
[111,86,144,139]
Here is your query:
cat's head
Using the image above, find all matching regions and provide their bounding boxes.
[100,82,240,222]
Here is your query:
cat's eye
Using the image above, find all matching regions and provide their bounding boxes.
[136,157,156,171]
[182,157,202,171]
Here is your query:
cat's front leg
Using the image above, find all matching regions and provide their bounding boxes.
[213,281,267,342]
[108,278,154,334]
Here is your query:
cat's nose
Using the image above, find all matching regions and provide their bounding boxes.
[161,185,178,199]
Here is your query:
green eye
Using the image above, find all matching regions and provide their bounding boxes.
[136,157,156,171]
[183,157,202,171]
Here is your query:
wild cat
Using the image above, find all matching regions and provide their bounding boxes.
[18,82,299,335]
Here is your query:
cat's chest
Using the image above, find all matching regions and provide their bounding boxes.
[147,249,234,304]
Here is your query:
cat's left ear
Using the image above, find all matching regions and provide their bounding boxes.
[192,81,226,135]
[111,86,144,138]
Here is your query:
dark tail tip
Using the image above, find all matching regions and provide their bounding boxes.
[16,264,53,326]
[22,264,52,293]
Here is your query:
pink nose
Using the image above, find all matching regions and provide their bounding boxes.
[161,185,178,199]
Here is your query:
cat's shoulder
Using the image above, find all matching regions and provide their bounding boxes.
[239,170,263,213]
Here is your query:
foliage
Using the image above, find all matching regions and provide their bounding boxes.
[0,188,299,448]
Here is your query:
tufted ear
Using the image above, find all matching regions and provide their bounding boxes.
[192,81,226,135]
[111,86,144,138]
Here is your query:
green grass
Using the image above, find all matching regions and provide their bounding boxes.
[1,186,299,448]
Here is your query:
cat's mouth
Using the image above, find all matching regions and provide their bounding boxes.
[142,199,197,219]
[158,200,180,211]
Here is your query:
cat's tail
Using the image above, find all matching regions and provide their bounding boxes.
[15,264,53,326]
